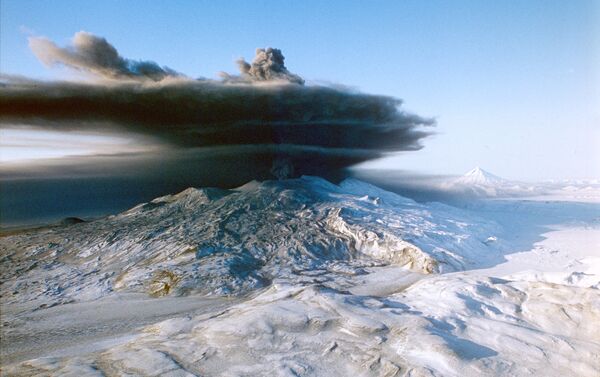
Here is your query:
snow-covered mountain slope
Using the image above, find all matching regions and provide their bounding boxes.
[2,177,599,376]
[0,176,503,307]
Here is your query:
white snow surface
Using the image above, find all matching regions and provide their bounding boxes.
[1,176,599,376]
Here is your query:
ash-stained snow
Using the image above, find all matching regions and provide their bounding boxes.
[1,176,599,376]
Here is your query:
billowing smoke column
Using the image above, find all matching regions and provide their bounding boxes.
[229,47,305,84]
[28,31,180,81]
[0,32,434,184]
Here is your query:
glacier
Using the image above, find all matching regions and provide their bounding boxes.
[1,176,599,376]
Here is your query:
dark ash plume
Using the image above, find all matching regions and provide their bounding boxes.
[29,31,179,81]
[220,47,304,84]
[1,32,434,183]
[0,78,432,177]
[237,47,304,84]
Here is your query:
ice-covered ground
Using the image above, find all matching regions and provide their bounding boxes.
[1,176,599,376]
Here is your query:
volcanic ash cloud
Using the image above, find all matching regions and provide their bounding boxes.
[1,31,434,182]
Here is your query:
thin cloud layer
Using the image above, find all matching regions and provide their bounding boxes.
[1,31,434,182]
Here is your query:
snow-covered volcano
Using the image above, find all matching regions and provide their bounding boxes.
[2,177,599,376]
[434,167,600,201]
[0,176,501,306]
[442,167,536,198]
[454,167,506,186]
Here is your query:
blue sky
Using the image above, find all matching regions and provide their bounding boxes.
[1,0,598,180]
